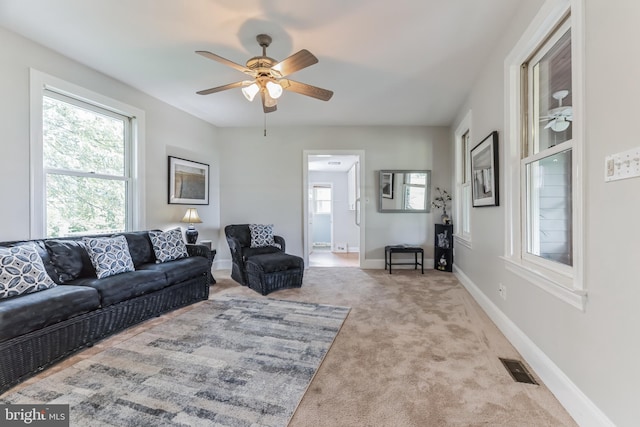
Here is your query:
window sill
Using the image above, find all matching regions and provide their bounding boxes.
[454,235,472,249]
[501,256,587,311]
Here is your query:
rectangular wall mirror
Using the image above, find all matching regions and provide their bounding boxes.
[378,170,431,213]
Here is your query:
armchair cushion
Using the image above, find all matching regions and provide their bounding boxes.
[249,224,277,248]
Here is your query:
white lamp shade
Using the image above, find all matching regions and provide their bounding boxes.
[241,82,259,102]
[266,81,283,99]
[181,208,202,224]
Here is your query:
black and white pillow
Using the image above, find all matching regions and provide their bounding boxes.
[148,228,188,263]
[82,235,135,279]
[0,244,57,300]
[249,224,276,248]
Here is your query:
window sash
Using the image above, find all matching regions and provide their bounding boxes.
[41,88,132,237]
[521,16,573,273]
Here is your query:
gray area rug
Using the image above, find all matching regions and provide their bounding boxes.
[2,296,350,426]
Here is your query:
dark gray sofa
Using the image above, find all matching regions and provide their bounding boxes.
[0,230,211,394]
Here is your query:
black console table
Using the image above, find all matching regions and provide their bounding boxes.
[384,245,424,274]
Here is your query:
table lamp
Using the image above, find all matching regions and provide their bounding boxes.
[181,208,202,244]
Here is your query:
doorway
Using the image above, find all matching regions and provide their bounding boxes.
[303,150,364,268]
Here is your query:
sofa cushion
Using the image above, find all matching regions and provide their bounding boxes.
[119,231,156,267]
[138,256,209,284]
[148,228,188,263]
[0,285,100,343]
[45,239,96,283]
[72,270,167,307]
[82,235,135,279]
[249,224,277,248]
[0,244,57,300]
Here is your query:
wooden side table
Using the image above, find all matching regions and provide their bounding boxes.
[384,245,424,274]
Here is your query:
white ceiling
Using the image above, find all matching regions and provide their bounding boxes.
[0,0,524,128]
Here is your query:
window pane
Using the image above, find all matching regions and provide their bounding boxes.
[525,150,572,266]
[46,174,126,237]
[43,95,125,176]
[404,186,425,210]
[405,173,426,185]
[315,187,331,201]
[532,29,572,154]
[462,184,471,234]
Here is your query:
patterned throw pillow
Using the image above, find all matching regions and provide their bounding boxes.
[82,235,135,279]
[0,244,57,300]
[249,224,277,248]
[148,228,188,263]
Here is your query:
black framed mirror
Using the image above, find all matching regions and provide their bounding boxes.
[378,170,431,213]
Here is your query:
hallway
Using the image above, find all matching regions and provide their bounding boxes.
[309,248,359,267]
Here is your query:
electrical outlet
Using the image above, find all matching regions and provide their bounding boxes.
[498,283,507,301]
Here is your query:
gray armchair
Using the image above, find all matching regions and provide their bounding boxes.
[224,224,303,295]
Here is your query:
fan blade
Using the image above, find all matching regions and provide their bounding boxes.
[196,81,245,95]
[260,91,278,113]
[544,119,557,129]
[196,50,254,75]
[271,49,318,77]
[279,79,333,101]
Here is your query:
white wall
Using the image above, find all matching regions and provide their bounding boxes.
[0,27,221,246]
[217,126,450,264]
[451,1,640,425]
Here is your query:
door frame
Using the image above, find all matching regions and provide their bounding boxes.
[303,149,365,267]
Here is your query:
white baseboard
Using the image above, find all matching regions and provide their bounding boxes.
[453,266,615,427]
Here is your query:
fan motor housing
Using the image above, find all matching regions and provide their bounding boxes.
[246,56,277,70]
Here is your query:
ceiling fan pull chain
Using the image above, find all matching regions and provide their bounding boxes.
[264,113,267,137]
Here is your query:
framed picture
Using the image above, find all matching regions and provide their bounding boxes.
[471,131,499,207]
[381,172,394,199]
[168,156,209,205]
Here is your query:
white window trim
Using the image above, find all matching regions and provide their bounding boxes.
[454,109,472,249]
[502,0,586,311]
[29,69,146,238]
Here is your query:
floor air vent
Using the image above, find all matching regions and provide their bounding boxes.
[499,358,538,385]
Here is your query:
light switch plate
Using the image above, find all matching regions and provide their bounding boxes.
[604,146,640,182]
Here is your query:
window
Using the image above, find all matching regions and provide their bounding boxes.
[403,173,427,210]
[523,19,573,270]
[454,111,472,246]
[503,0,585,310]
[313,185,332,214]
[30,70,145,238]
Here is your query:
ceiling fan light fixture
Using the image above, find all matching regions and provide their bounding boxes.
[551,119,570,132]
[242,82,259,102]
[263,90,278,108]
[266,81,283,99]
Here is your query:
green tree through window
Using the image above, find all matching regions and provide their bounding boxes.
[43,92,130,237]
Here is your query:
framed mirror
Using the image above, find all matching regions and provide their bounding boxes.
[378,170,431,213]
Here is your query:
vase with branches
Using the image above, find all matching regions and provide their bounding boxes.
[432,187,452,224]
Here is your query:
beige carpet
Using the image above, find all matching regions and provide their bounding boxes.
[4,267,577,426]
[212,267,576,427]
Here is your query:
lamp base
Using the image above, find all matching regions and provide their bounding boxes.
[185,226,198,244]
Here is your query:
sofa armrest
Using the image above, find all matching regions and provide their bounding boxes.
[186,244,210,259]
[186,244,216,284]
[274,235,285,252]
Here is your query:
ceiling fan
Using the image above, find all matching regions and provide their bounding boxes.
[195,34,333,113]
[540,90,573,132]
